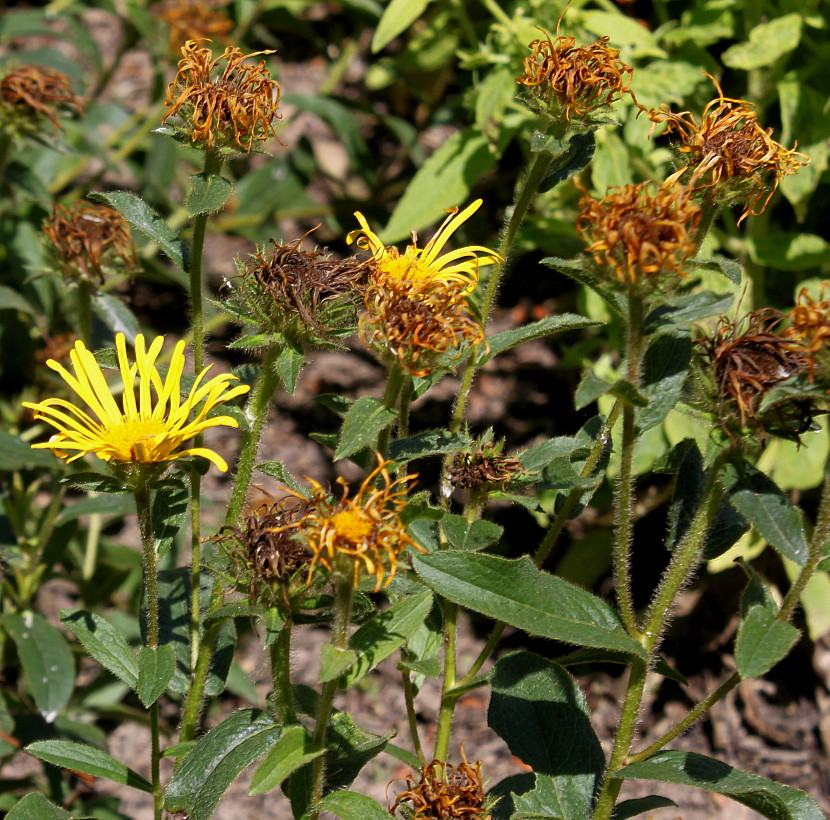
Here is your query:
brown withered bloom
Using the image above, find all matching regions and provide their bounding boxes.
[152,0,233,53]
[786,284,830,384]
[0,65,83,132]
[576,181,700,288]
[162,39,280,152]
[449,449,522,490]
[272,455,422,591]
[646,74,809,223]
[517,24,634,122]
[215,498,311,605]
[43,202,140,285]
[361,279,485,378]
[390,746,490,820]
[699,310,807,436]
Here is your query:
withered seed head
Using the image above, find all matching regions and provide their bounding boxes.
[152,0,234,54]
[162,39,280,152]
[360,279,485,378]
[449,449,522,491]
[43,202,140,285]
[389,745,490,820]
[698,309,808,440]
[0,65,83,134]
[645,73,809,223]
[575,180,700,289]
[785,283,830,385]
[516,25,634,123]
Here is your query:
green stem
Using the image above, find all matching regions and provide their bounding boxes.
[0,130,13,181]
[376,363,406,459]
[150,702,163,820]
[433,600,458,763]
[270,621,297,724]
[225,345,281,528]
[188,480,202,671]
[402,670,426,765]
[309,574,354,820]
[612,293,646,635]
[81,506,103,582]
[632,464,830,764]
[76,280,93,347]
[179,620,220,744]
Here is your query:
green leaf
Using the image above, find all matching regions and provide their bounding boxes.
[57,493,136,523]
[637,332,692,432]
[722,13,802,70]
[644,291,734,332]
[389,430,470,462]
[249,725,324,796]
[334,396,397,461]
[5,793,73,820]
[556,647,688,686]
[152,477,189,558]
[90,191,188,270]
[276,345,305,394]
[380,127,497,243]
[480,314,599,364]
[325,710,390,789]
[538,130,596,191]
[617,751,825,820]
[0,285,37,316]
[164,709,281,819]
[727,462,810,565]
[187,172,233,216]
[319,643,358,683]
[316,791,393,820]
[611,796,677,819]
[541,257,624,318]
[517,436,581,472]
[746,233,830,271]
[371,0,434,52]
[442,515,503,551]
[489,652,604,820]
[255,460,309,497]
[342,593,433,686]
[91,293,142,343]
[735,606,800,680]
[2,612,74,721]
[690,255,743,286]
[60,609,138,690]
[26,740,152,792]
[136,645,176,707]
[63,472,127,493]
[0,430,63,470]
[413,552,646,658]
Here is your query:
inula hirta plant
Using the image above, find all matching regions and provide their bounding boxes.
[162,39,281,151]
[0,64,82,136]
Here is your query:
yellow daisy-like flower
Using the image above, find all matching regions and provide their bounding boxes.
[346,200,501,297]
[22,333,250,472]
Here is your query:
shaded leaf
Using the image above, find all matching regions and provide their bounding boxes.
[5,793,73,820]
[92,293,141,343]
[136,644,176,707]
[249,725,324,796]
[442,515,503,551]
[612,795,677,819]
[316,791,393,820]
[334,396,397,461]
[0,430,64,471]
[735,606,799,680]
[480,314,599,364]
[187,172,232,216]
[389,430,470,461]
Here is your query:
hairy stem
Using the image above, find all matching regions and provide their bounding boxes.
[270,620,297,724]
[376,362,406,459]
[433,600,458,763]
[402,670,426,765]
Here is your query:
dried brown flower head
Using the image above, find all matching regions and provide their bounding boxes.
[162,39,280,152]
[43,202,140,285]
[390,746,490,820]
[273,455,422,591]
[215,498,311,604]
[0,65,83,133]
[360,279,485,378]
[699,310,807,436]
[517,25,634,122]
[646,74,809,223]
[576,181,700,288]
[152,0,234,53]
[785,283,830,383]
[449,450,522,490]
[241,235,370,332]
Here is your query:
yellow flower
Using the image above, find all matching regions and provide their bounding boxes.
[346,200,501,297]
[23,333,249,471]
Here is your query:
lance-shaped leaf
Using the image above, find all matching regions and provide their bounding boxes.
[413,553,645,658]
[735,606,800,680]
[136,645,176,707]
[489,652,604,820]
[187,172,232,216]
[617,751,824,820]
[5,793,73,820]
[60,609,138,690]
[480,314,599,365]
[249,725,324,796]
[26,740,152,792]
[334,396,398,461]
[92,293,142,343]
[611,796,677,819]
[316,791,395,820]
[164,709,281,820]
[389,430,470,462]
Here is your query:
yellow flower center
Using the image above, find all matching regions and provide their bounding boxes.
[100,418,171,461]
[330,509,374,543]
[378,249,436,286]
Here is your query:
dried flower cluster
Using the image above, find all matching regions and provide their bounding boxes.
[163,39,280,151]
[448,446,522,490]
[786,284,830,383]
[216,499,311,605]
[390,749,490,819]
[274,456,421,591]
[646,74,809,222]
[576,181,700,287]
[699,310,808,438]
[152,0,233,53]
[0,65,83,133]
[517,27,634,122]
[43,202,140,285]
